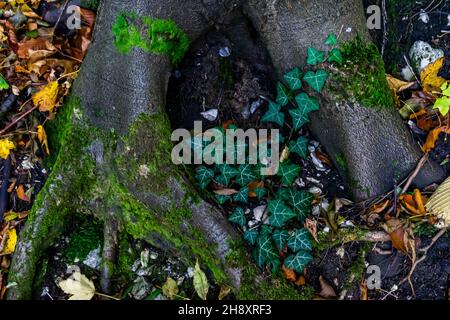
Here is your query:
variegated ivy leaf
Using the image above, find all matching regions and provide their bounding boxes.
[228,207,246,227]
[277,162,301,186]
[283,67,303,90]
[287,228,312,252]
[276,82,292,106]
[215,164,239,186]
[289,136,309,159]
[236,164,257,187]
[328,48,343,64]
[195,166,214,189]
[260,224,273,237]
[244,229,259,245]
[284,251,313,273]
[280,188,313,221]
[233,186,249,203]
[268,198,296,228]
[261,100,285,126]
[289,107,310,131]
[253,232,278,267]
[272,229,290,250]
[215,194,231,205]
[325,34,338,46]
[295,93,320,113]
[303,70,328,93]
[307,47,325,65]
[254,187,267,200]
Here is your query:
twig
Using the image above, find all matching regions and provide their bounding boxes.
[398,227,448,296]
[0,104,38,137]
[381,0,388,57]
[401,154,428,194]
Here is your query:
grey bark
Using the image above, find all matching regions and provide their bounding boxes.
[7,0,445,299]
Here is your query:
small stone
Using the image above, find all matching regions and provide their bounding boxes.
[218,46,231,57]
[253,205,266,221]
[83,247,101,270]
[140,249,150,268]
[200,109,218,121]
[418,10,429,24]
[131,276,152,300]
[400,66,415,82]
[150,251,158,260]
[187,267,195,278]
[409,41,444,72]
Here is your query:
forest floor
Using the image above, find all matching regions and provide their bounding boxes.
[0,0,449,300]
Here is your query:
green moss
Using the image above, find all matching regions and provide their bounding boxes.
[335,153,347,172]
[80,0,100,10]
[219,57,235,89]
[330,36,393,109]
[64,217,103,262]
[343,242,371,290]
[314,228,368,251]
[112,13,190,64]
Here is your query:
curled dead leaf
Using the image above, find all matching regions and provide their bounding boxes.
[32,81,59,113]
[282,265,297,282]
[319,276,337,298]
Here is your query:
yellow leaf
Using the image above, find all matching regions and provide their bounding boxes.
[0,138,14,159]
[58,272,95,300]
[1,229,17,256]
[420,57,447,94]
[37,125,50,155]
[32,81,59,113]
[386,75,415,107]
[161,277,178,300]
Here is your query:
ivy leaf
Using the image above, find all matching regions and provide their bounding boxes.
[260,224,273,237]
[228,207,246,227]
[215,194,231,204]
[303,70,328,93]
[272,229,290,250]
[325,34,338,46]
[0,74,10,90]
[289,136,309,159]
[233,186,249,203]
[195,166,214,189]
[261,100,285,126]
[295,93,320,113]
[254,233,278,267]
[254,187,267,200]
[284,251,313,273]
[279,188,312,220]
[277,162,301,185]
[236,164,257,187]
[289,107,310,131]
[307,47,325,65]
[287,228,313,252]
[283,67,303,90]
[276,82,292,106]
[268,198,296,227]
[266,258,281,273]
[215,164,239,186]
[328,48,343,64]
[244,229,259,245]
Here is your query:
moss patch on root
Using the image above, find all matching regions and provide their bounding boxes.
[329,36,394,109]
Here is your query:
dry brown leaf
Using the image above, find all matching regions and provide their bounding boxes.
[32,81,59,113]
[213,188,238,196]
[294,275,306,286]
[218,286,231,300]
[248,181,264,198]
[319,276,337,298]
[360,280,368,300]
[282,265,297,282]
[16,185,30,202]
[304,218,319,243]
[372,199,390,213]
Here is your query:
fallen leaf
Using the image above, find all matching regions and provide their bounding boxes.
[213,188,238,196]
[0,139,14,159]
[32,81,59,112]
[304,218,319,243]
[383,218,414,253]
[282,264,297,282]
[193,261,209,300]
[248,181,264,198]
[58,272,95,300]
[420,57,447,94]
[16,185,30,202]
[319,276,337,298]
[372,200,390,213]
[0,229,17,256]
[218,286,231,300]
[294,275,306,286]
[387,75,415,106]
[422,127,450,153]
[37,125,50,155]
[162,277,178,300]
[360,280,368,300]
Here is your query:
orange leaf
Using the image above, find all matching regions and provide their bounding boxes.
[295,275,306,286]
[248,181,264,198]
[422,127,444,153]
[372,200,390,213]
[282,265,297,282]
[413,189,426,215]
[17,185,30,202]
